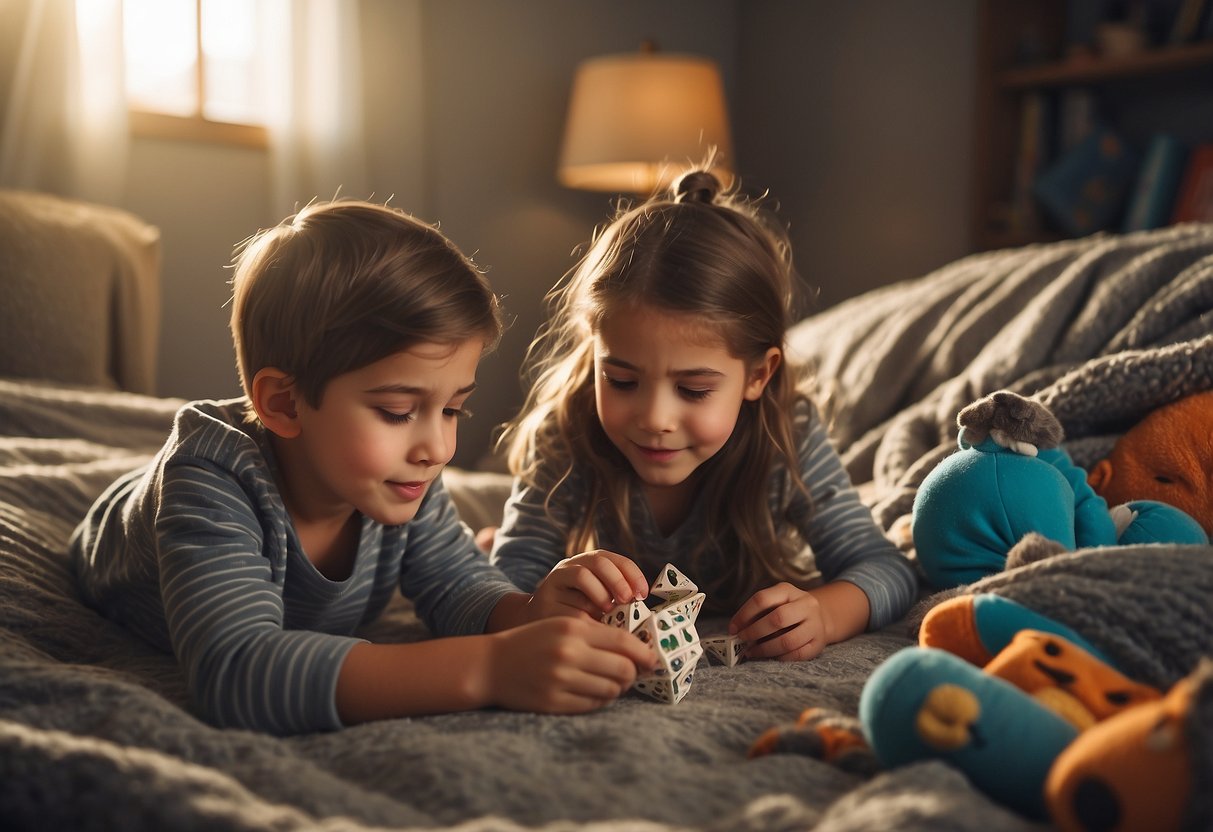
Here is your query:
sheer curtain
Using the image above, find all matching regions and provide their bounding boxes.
[0,0,367,215]
[263,0,369,218]
[0,0,128,204]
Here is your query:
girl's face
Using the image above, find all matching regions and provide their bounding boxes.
[285,338,481,527]
[593,304,777,492]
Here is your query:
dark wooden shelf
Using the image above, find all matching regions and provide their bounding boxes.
[997,40,1213,89]
[971,0,1213,252]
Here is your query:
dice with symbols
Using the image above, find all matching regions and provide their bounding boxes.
[701,634,747,668]
[629,564,710,704]
[649,563,697,602]
[653,591,705,623]
[601,600,652,633]
[634,656,699,704]
[644,607,700,665]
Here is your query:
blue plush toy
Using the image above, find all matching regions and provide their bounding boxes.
[859,645,1079,818]
[912,390,1208,590]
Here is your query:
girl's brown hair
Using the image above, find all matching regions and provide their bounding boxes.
[499,170,816,608]
[229,200,501,413]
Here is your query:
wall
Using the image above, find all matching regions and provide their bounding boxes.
[77,0,977,468]
[737,0,977,313]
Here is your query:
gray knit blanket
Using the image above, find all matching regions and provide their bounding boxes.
[2,224,1211,831]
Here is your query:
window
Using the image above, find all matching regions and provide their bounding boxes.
[113,0,269,147]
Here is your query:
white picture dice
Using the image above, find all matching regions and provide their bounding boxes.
[649,563,698,602]
[701,634,747,668]
[601,599,652,633]
[630,563,706,705]
[610,563,743,703]
[633,657,699,704]
[655,591,705,622]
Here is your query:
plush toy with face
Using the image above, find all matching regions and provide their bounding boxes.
[912,390,1209,591]
[1087,390,1213,539]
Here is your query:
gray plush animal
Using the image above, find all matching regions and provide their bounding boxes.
[957,390,1064,456]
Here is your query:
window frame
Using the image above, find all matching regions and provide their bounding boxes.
[126,0,268,149]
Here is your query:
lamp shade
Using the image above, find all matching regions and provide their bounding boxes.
[557,49,733,193]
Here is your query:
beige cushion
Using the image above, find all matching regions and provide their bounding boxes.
[0,190,161,393]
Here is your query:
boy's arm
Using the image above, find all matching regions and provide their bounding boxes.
[157,463,361,734]
[396,475,525,636]
[335,617,655,722]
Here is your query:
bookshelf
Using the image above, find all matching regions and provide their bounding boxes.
[971,0,1213,251]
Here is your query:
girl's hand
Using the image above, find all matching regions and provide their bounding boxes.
[729,582,829,662]
[485,617,655,713]
[529,550,649,620]
[729,581,871,662]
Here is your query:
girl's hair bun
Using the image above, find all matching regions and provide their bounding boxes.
[672,170,720,205]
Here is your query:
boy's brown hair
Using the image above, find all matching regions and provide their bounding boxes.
[229,200,501,413]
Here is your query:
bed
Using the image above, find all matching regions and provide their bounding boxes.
[2,190,1211,831]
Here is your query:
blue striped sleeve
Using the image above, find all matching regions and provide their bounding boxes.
[796,408,919,629]
[489,473,580,592]
[398,474,520,636]
[157,461,360,734]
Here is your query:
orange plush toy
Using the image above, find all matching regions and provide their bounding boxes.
[1087,390,1213,538]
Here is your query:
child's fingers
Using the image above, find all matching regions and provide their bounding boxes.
[556,562,618,611]
[562,551,647,608]
[589,550,650,600]
[729,582,799,634]
[586,619,657,672]
[745,620,822,662]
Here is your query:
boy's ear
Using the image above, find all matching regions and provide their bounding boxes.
[250,368,302,439]
[744,347,782,401]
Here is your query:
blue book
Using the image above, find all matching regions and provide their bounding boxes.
[1032,127,1140,236]
[1123,135,1188,231]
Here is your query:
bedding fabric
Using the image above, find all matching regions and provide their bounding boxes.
[0,379,1005,832]
[2,223,1213,830]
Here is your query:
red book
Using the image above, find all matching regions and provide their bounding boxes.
[1171,144,1213,223]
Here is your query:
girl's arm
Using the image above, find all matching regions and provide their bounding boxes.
[729,405,918,660]
[489,470,650,625]
[792,406,919,630]
[335,616,655,723]
[489,473,583,591]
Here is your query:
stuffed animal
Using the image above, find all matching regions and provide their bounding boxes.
[911,390,1209,590]
[1086,389,1213,539]
[858,624,1160,819]
[752,593,1210,830]
[1046,658,1213,832]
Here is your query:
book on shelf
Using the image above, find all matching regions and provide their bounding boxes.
[1033,126,1139,236]
[1168,0,1210,43]
[1172,144,1213,223]
[1057,88,1098,154]
[1010,91,1054,233]
[1123,134,1187,231]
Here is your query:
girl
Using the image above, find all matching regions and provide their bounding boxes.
[494,170,919,661]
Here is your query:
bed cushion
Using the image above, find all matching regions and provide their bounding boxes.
[0,189,161,393]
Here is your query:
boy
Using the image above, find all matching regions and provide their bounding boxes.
[71,200,652,735]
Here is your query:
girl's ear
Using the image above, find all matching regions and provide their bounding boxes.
[250,368,302,439]
[743,347,782,401]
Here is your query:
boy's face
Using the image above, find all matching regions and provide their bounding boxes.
[593,304,770,493]
[289,339,481,526]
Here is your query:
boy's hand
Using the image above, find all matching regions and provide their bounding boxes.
[730,581,871,662]
[529,550,649,620]
[486,617,655,713]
